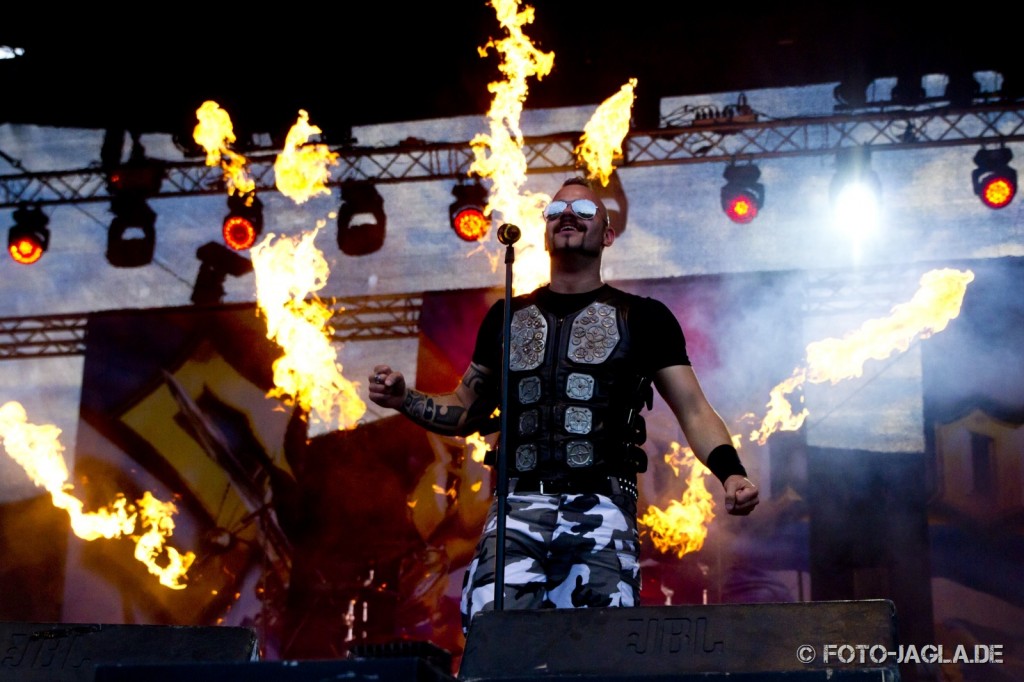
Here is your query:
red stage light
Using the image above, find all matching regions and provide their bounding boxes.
[723,192,759,224]
[972,147,1017,210]
[9,234,45,264]
[223,215,258,250]
[720,164,764,224]
[222,192,263,251]
[978,174,1016,210]
[7,205,50,265]
[449,182,490,241]
[452,206,489,241]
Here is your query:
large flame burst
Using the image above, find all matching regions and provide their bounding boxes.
[576,78,637,187]
[470,1,637,293]
[0,401,195,589]
[469,0,554,294]
[193,100,255,198]
[250,226,366,431]
[748,268,975,444]
[273,109,339,204]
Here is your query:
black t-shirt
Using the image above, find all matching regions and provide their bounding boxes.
[471,284,690,375]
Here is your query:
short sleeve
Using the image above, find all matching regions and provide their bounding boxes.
[629,296,690,373]
[470,299,504,372]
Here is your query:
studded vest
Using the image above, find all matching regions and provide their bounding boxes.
[503,286,653,479]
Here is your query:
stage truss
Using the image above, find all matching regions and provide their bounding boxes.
[0,101,1021,357]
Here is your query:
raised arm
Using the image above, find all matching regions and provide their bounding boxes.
[653,364,759,516]
[368,361,499,437]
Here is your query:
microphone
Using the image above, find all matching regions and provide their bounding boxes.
[497,223,521,245]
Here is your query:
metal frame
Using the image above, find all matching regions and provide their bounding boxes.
[0,293,423,360]
[3,103,1024,207]
[1,101,1021,357]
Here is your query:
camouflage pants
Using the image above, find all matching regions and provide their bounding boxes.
[459,491,640,632]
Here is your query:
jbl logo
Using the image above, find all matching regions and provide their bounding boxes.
[624,616,723,656]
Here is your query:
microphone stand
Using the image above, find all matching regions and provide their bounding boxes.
[493,222,520,611]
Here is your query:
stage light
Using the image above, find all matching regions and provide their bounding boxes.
[7,205,50,265]
[891,72,925,106]
[833,77,869,109]
[192,241,254,305]
[449,182,490,241]
[720,164,765,224]
[829,146,881,235]
[106,147,165,197]
[107,195,156,267]
[945,69,980,108]
[105,142,164,268]
[972,147,1017,210]
[222,191,264,250]
[337,182,386,256]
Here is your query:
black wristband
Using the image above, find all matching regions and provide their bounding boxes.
[706,444,747,485]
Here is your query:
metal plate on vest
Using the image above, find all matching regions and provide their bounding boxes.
[510,305,547,371]
[568,303,619,364]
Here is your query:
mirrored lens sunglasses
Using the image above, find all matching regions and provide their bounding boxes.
[542,199,599,221]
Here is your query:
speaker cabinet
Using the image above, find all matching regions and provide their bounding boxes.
[459,600,899,681]
[0,622,258,682]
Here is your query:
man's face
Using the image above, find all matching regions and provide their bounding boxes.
[543,184,612,255]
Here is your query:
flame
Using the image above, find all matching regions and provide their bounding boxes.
[749,268,975,444]
[193,101,255,197]
[0,401,194,589]
[470,3,639,293]
[133,491,196,589]
[463,431,491,464]
[431,483,458,501]
[274,110,339,204]
[470,0,554,294]
[575,78,637,186]
[747,368,810,445]
[639,442,716,558]
[250,225,367,430]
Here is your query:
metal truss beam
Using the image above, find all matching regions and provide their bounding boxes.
[800,266,934,317]
[1,103,1017,358]
[0,293,423,360]
[329,293,422,341]
[4,103,1024,208]
[0,313,88,359]
[2,262,961,359]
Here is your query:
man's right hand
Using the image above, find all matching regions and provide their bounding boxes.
[368,364,407,411]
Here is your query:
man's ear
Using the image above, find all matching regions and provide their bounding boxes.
[603,226,616,247]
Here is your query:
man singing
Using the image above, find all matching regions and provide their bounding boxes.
[369,177,758,632]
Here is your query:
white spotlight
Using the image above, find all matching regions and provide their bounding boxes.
[830,147,882,237]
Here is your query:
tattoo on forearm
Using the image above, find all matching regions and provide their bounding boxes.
[402,389,465,433]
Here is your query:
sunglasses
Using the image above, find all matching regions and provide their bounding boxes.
[542,198,599,221]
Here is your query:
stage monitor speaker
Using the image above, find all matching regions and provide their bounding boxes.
[459,600,899,681]
[0,621,258,682]
[94,657,456,682]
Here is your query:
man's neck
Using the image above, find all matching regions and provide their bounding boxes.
[548,267,604,294]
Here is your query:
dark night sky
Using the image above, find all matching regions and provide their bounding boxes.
[1,2,1021,139]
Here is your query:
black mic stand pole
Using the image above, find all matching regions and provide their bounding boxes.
[493,222,520,611]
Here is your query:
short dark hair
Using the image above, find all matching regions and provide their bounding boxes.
[561,177,610,228]
[562,176,594,190]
